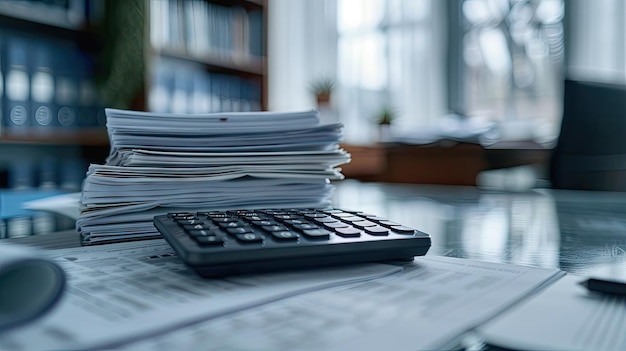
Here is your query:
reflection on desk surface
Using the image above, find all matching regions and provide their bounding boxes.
[333,180,626,278]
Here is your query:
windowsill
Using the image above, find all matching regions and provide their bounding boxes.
[340,141,552,186]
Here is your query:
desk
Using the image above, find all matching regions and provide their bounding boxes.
[5,180,626,350]
[11,180,626,278]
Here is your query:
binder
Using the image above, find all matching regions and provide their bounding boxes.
[191,69,211,113]
[170,65,190,114]
[248,9,264,58]
[54,41,79,128]
[148,60,173,113]
[77,53,98,127]
[4,35,31,130]
[30,40,57,131]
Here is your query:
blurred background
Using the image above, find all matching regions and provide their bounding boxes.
[0,0,624,235]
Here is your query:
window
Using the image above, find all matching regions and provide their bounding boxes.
[269,0,570,145]
[335,0,565,144]
[458,0,565,143]
[336,0,446,144]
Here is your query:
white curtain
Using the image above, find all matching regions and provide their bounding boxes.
[268,0,446,144]
[567,0,626,83]
[267,0,337,111]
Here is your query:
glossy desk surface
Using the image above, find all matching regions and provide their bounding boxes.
[333,180,626,280]
[10,180,626,280]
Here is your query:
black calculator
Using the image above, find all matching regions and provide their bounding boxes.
[153,208,431,277]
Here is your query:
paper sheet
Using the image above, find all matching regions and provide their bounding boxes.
[0,240,401,350]
[477,273,626,351]
[92,255,563,351]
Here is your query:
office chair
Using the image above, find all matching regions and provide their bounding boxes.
[549,79,626,191]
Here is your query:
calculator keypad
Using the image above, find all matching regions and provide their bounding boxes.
[167,208,417,247]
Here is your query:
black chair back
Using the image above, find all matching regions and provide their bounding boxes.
[550,79,626,191]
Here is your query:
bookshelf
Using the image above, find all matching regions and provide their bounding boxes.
[0,0,108,191]
[146,0,267,114]
[0,0,268,191]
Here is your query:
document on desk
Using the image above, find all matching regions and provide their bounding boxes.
[0,240,402,350]
[476,273,626,351]
[112,256,563,351]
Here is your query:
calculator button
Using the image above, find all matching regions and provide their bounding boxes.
[232,211,258,217]
[364,216,387,222]
[202,212,229,218]
[271,231,300,240]
[283,219,309,225]
[273,214,302,221]
[183,224,211,232]
[194,235,224,246]
[302,229,331,239]
[188,229,215,237]
[292,223,319,231]
[332,212,356,218]
[251,220,277,226]
[212,217,240,223]
[262,225,289,232]
[378,220,402,228]
[217,221,246,229]
[312,217,338,224]
[335,227,361,238]
[323,221,350,229]
[364,226,389,236]
[304,213,328,219]
[171,214,196,220]
[337,216,365,223]
[245,215,268,221]
[390,226,416,234]
[177,219,204,226]
[351,220,377,229]
[235,233,264,243]
[226,227,254,235]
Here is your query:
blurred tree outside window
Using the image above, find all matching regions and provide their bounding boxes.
[459,0,565,143]
[336,0,446,144]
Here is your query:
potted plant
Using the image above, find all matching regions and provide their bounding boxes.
[375,105,397,141]
[310,78,335,106]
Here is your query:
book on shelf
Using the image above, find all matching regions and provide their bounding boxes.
[150,0,264,62]
[54,40,79,129]
[4,35,31,131]
[148,59,263,114]
[30,40,57,131]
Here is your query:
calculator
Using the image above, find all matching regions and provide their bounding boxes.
[153,208,431,277]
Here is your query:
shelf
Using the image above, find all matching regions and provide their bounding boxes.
[147,0,268,111]
[211,0,265,10]
[0,2,88,31]
[154,47,266,76]
[0,128,110,147]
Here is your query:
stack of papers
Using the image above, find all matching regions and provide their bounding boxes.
[77,109,350,245]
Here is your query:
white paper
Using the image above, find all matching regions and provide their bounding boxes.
[22,193,81,220]
[108,256,563,351]
[476,273,626,351]
[78,108,349,244]
[0,240,402,350]
[105,109,321,135]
